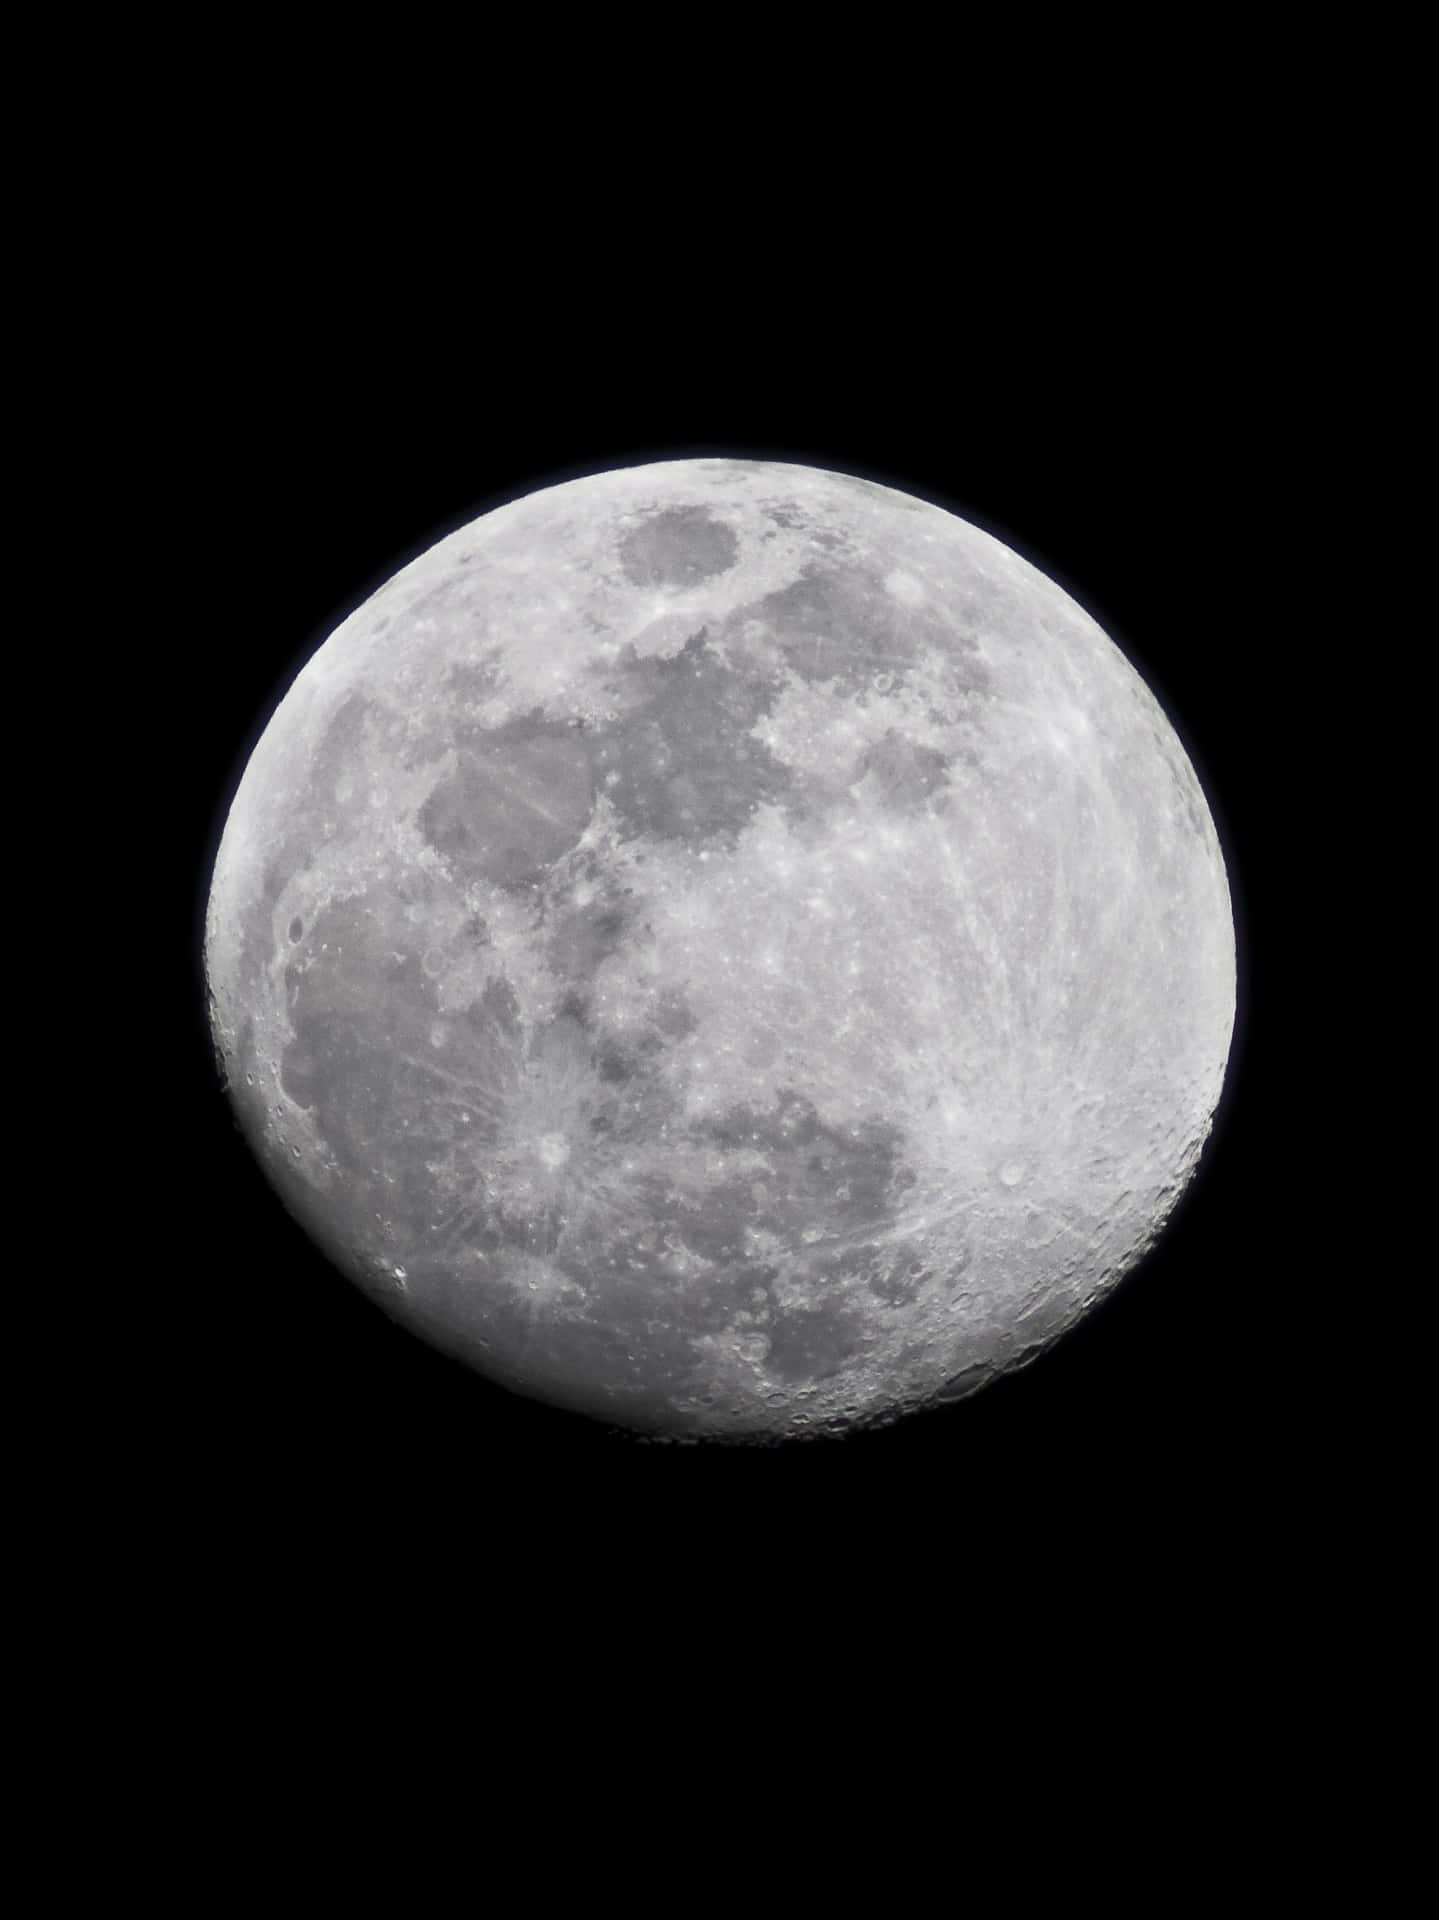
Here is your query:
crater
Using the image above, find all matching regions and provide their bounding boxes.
[619,506,739,589]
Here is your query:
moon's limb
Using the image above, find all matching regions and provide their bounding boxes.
[205,460,1235,1440]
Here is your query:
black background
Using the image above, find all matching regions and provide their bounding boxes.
[40,31,1365,1863]
[164,224,1288,1631]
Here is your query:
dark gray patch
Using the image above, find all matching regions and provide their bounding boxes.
[443,655,504,707]
[866,1250,933,1308]
[278,898,516,1231]
[468,970,522,1042]
[419,709,594,892]
[545,893,632,981]
[316,691,370,773]
[764,1301,867,1383]
[589,630,792,848]
[266,892,750,1435]
[651,987,697,1040]
[554,986,592,1025]
[596,1044,636,1085]
[702,1089,904,1248]
[619,507,739,589]
[742,563,915,692]
[281,896,417,1025]
[738,560,993,706]
[280,929,635,1283]
[287,916,303,943]
[857,730,953,810]
[671,1203,752,1265]
[277,896,447,1193]
[282,1008,390,1158]
[591,1012,673,1088]
[541,998,603,1080]
[560,1206,775,1339]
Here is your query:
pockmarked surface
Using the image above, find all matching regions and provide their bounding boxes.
[205,460,1235,1439]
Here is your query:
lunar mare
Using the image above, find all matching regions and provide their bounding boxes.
[205,460,1235,1440]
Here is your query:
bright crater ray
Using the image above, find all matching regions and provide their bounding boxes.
[204,459,1236,1440]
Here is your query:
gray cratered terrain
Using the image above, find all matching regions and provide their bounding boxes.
[205,459,1235,1441]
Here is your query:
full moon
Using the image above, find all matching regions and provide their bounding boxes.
[204,459,1235,1441]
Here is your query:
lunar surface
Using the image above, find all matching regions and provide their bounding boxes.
[205,459,1235,1441]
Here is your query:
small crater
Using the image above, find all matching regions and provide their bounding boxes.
[288,917,303,943]
[537,1133,569,1169]
[884,569,926,607]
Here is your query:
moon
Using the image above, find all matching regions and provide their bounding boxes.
[204,458,1235,1442]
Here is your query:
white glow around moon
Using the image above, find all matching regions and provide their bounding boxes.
[204,459,1235,1441]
